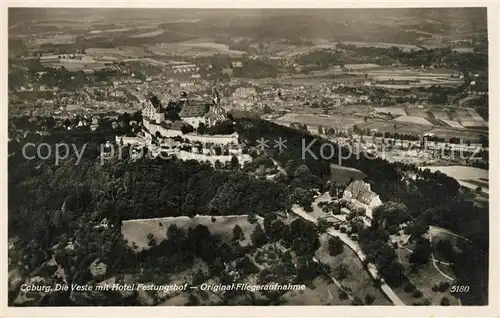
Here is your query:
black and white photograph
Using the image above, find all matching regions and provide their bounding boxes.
[5,5,493,310]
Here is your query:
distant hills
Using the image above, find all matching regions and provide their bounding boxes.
[9,8,487,45]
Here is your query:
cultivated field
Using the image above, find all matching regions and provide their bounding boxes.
[344,63,381,70]
[121,215,263,251]
[405,108,428,118]
[361,68,464,88]
[439,120,463,128]
[40,55,114,71]
[426,127,485,142]
[129,29,165,38]
[341,41,421,52]
[373,107,407,116]
[394,115,433,126]
[148,39,246,57]
[452,47,475,53]
[359,120,432,135]
[86,47,151,58]
[276,113,365,129]
[336,104,374,115]
[31,34,76,46]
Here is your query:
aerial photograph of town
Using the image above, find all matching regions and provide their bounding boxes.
[7,7,489,308]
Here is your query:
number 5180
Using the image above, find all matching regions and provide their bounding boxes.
[450,285,470,293]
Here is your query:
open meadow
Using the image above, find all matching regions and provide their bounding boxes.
[121,215,263,251]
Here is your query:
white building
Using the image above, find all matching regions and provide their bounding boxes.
[142,97,165,124]
[342,180,382,220]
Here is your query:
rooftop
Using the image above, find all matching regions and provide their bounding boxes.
[345,180,379,205]
[178,101,209,118]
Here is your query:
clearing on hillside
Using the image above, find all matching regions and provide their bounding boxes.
[121,215,263,251]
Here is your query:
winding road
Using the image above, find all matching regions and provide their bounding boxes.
[291,194,405,306]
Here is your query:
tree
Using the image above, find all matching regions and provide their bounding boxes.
[291,187,315,210]
[409,238,432,265]
[146,233,156,247]
[404,221,429,239]
[403,282,416,293]
[334,263,350,280]
[187,294,199,306]
[247,213,258,224]
[214,146,222,156]
[317,219,331,233]
[372,201,411,228]
[365,293,375,305]
[287,219,319,256]
[263,105,272,114]
[436,239,455,261]
[232,225,244,241]
[438,281,450,292]
[266,219,288,243]
[328,236,344,256]
[440,296,450,306]
[167,224,186,242]
[338,290,348,300]
[251,224,267,247]
[349,218,365,233]
[230,156,239,169]
[197,122,207,135]
[352,296,364,305]
[165,108,181,122]
[181,124,194,134]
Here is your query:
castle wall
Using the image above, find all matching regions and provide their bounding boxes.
[143,118,239,146]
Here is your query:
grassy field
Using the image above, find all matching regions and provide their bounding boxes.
[429,226,469,263]
[362,68,464,88]
[315,233,392,305]
[420,166,488,181]
[461,178,489,189]
[396,242,461,305]
[121,215,263,251]
[329,164,367,185]
[281,276,349,305]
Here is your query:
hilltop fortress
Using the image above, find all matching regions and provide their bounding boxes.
[142,88,227,128]
[114,88,251,166]
[140,88,241,146]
